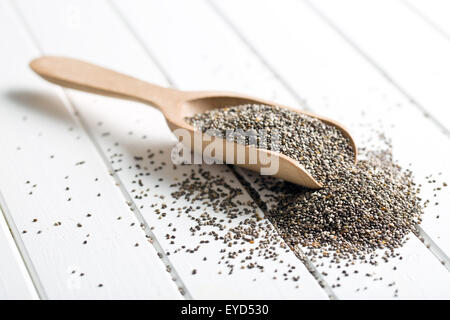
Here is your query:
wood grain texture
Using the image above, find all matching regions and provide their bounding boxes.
[13,0,329,299]
[0,0,180,299]
[110,0,450,298]
[212,0,450,298]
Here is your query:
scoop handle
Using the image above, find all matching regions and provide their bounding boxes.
[29,56,181,111]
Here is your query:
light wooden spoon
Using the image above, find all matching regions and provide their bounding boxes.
[30,56,356,189]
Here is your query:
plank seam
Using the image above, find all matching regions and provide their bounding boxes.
[3,0,57,300]
[104,0,193,299]
[0,190,46,299]
[230,166,337,299]
[108,0,177,88]
[58,91,192,299]
[301,0,450,267]
[414,224,450,271]
[206,0,339,299]
[110,0,336,298]
[401,0,450,45]
[301,0,450,137]
[207,0,311,111]
[209,0,450,274]
[209,0,450,285]
[10,0,190,299]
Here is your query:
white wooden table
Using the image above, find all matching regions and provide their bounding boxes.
[1,0,450,300]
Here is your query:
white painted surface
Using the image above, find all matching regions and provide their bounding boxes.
[311,0,450,132]
[109,0,450,298]
[10,0,328,299]
[0,0,180,299]
[406,0,450,38]
[0,0,449,299]
[305,0,450,258]
[0,202,38,299]
[213,0,450,258]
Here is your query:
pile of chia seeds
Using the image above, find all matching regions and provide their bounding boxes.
[186,104,354,184]
[18,96,446,297]
[264,150,422,258]
[40,103,437,294]
[186,104,424,258]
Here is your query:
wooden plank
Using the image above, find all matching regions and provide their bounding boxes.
[213,0,450,298]
[306,0,450,259]
[113,0,299,106]
[0,201,38,299]
[235,168,450,299]
[311,0,450,133]
[213,0,450,251]
[113,0,450,298]
[404,0,450,41]
[15,0,329,299]
[0,0,180,299]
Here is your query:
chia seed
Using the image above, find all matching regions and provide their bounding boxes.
[186,104,354,184]
[187,104,424,258]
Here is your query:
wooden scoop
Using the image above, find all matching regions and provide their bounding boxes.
[29,56,356,189]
